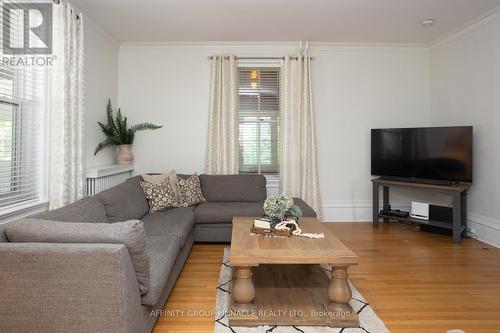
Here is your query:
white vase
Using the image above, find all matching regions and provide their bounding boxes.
[116,144,133,165]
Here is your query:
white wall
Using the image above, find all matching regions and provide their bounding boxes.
[313,47,430,219]
[84,20,120,168]
[118,43,430,220]
[430,14,500,247]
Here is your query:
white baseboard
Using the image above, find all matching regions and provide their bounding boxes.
[321,201,500,249]
[467,212,500,248]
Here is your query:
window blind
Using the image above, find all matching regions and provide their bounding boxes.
[0,5,47,210]
[238,67,280,174]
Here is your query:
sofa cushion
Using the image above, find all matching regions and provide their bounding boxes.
[199,174,267,202]
[194,202,265,224]
[194,223,232,243]
[5,219,150,296]
[141,235,181,306]
[97,176,149,222]
[193,199,316,224]
[293,198,317,218]
[31,196,108,223]
[141,208,196,244]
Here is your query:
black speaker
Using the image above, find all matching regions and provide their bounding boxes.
[429,205,453,224]
[422,205,453,236]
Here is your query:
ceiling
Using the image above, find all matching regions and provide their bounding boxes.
[74,0,500,45]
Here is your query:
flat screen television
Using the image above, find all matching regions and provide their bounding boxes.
[371,126,473,183]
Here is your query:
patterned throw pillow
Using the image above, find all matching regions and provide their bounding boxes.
[177,174,206,207]
[140,180,179,213]
[141,169,180,201]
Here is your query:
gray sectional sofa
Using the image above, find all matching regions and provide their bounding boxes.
[0,174,316,333]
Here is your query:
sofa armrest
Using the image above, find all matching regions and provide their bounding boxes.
[0,243,142,333]
[293,198,317,218]
[0,223,6,243]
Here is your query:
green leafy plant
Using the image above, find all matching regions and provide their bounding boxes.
[263,195,303,221]
[287,204,303,219]
[94,99,163,155]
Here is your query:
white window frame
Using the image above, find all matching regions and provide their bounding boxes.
[0,69,49,220]
[237,60,281,176]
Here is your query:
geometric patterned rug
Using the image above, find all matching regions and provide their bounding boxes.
[214,248,391,333]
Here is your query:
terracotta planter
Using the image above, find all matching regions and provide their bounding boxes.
[116,144,133,165]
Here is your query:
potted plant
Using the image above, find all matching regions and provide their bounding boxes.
[263,195,303,222]
[94,99,163,165]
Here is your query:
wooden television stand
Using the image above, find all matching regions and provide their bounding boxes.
[372,178,469,244]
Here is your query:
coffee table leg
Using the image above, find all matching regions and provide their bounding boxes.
[232,266,255,304]
[328,266,352,312]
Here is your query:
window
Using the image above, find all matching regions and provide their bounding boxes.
[238,66,280,174]
[0,64,47,211]
[0,2,48,213]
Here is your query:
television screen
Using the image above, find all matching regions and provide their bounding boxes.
[371,126,473,182]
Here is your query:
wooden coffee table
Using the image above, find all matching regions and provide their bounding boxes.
[229,217,359,327]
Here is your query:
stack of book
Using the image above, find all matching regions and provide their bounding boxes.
[253,217,276,229]
[251,217,293,237]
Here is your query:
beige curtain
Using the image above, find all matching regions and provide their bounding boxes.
[49,3,85,209]
[280,55,323,218]
[205,55,239,175]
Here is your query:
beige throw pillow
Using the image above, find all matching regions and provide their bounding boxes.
[141,174,167,185]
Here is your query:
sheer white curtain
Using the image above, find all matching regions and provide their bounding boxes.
[280,55,323,218]
[49,2,85,209]
[205,55,239,175]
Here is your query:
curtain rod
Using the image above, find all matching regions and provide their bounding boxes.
[52,0,81,20]
[208,56,314,60]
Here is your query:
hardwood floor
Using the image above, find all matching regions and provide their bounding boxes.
[152,222,500,333]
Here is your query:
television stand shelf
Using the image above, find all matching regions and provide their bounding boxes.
[372,178,469,244]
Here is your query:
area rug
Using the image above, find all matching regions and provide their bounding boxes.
[214,248,390,333]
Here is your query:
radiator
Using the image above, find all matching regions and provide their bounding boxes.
[85,164,135,196]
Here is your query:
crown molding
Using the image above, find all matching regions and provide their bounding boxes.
[120,41,300,52]
[310,42,428,50]
[119,41,429,53]
[121,41,300,48]
[429,4,500,49]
